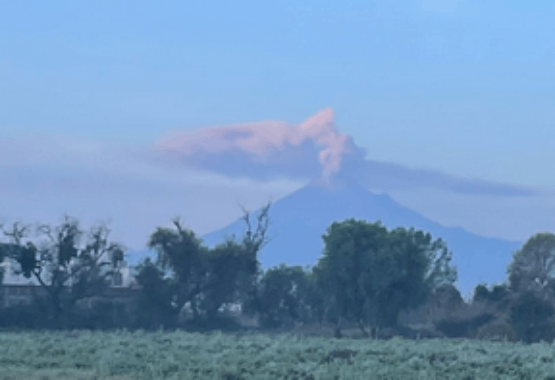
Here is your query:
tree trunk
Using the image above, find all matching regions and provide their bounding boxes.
[334,317,343,339]
[371,325,379,339]
[357,320,370,338]
[191,297,200,320]
[51,290,64,329]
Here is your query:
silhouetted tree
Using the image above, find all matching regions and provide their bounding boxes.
[147,218,208,320]
[428,283,464,315]
[196,239,261,320]
[473,283,511,312]
[0,216,125,327]
[246,265,313,329]
[144,203,271,326]
[133,257,178,329]
[473,284,490,304]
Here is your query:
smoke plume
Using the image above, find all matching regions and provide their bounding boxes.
[154,108,359,180]
[153,108,542,197]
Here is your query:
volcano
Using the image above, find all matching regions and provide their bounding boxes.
[202,175,521,297]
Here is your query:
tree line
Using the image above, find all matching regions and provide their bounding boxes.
[1,204,555,344]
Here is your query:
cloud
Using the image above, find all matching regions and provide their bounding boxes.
[152,108,545,198]
[343,158,541,197]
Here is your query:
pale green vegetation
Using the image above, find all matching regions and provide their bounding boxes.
[1,330,555,380]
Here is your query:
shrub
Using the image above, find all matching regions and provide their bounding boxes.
[510,291,555,344]
[435,313,495,338]
[475,318,515,342]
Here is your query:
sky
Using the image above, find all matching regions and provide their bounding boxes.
[1,0,554,253]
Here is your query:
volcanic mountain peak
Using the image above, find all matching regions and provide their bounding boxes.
[308,173,362,191]
[304,174,390,205]
[201,176,521,297]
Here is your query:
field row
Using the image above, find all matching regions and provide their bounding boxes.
[1,330,555,379]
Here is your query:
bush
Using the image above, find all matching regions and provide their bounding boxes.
[435,313,495,338]
[387,325,444,340]
[180,315,244,333]
[0,304,42,329]
[510,291,555,344]
[475,318,515,342]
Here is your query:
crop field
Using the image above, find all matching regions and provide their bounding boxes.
[0,330,555,380]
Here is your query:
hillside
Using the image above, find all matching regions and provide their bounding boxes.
[202,175,521,297]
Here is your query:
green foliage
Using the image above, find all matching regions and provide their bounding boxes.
[0,241,38,278]
[472,283,511,312]
[249,265,314,329]
[200,239,259,319]
[435,312,495,338]
[140,203,271,326]
[1,330,555,379]
[428,284,464,311]
[0,302,44,329]
[133,257,178,329]
[4,208,555,347]
[508,232,555,296]
[473,284,489,303]
[313,220,388,334]
[475,318,515,342]
[147,221,206,283]
[510,290,555,344]
[146,220,208,319]
[313,219,457,336]
[490,284,511,305]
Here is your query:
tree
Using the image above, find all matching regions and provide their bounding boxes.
[510,290,555,343]
[490,284,511,305]
[249,265,314,329]
[0,221,6,285]
[473,283,511,311]
[505,233,555,343]
[508,233,555,299]
[375,227,457,329]
[144,202,271,325]
[133,257,178,329]
[0,216,125,327]
[313,219,389,337]
[473,284,490,304]
[313,219,457,338]
[198,239,260,320]
[428,283,464,314]
[147,218,208,320]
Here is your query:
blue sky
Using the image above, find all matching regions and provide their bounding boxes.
[1,1,554,251]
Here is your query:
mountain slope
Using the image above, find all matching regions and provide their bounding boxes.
[202,176,521,297]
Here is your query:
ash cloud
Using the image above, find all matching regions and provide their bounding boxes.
[342,157,539,197]
[153,108,543,197]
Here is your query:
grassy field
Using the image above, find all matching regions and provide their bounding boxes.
[0,330,555,379]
